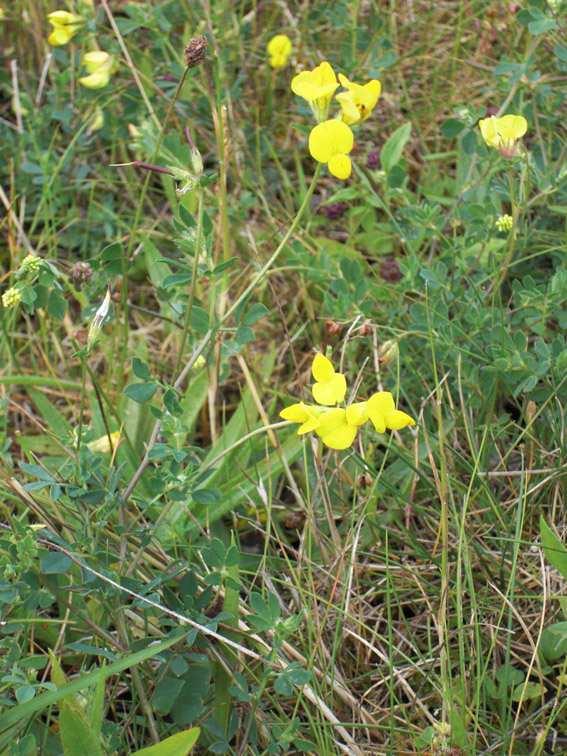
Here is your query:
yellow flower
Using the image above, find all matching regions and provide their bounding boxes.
[87,106,105,133]
[280,402,322,434]
[311,353,347,406]
[2,286,22,309]
[367,391,415,433]
[87,431,121,454]
[309,119,354,180]
[79,51,115,90]
[267,34,292,69]
[314,408,358,450]
[478,114,527,158]
[47,10,83,47]
[336,74,381,125]
[291,61,339,121]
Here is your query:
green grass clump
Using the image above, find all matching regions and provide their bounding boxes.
[1,1,566,753]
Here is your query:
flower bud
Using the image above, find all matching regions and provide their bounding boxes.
[2,286,22,309]
[87,289,111,352]
[495,214,513,232]
[19,254,42,277]
[378,339,399,366]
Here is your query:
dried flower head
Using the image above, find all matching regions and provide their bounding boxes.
[70,261,93,287]
[185,35,208,68]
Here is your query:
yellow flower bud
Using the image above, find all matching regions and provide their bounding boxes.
[79,51,115,90]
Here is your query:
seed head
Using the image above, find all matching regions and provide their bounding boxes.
[70,261,93,287]
[184,35,207,68]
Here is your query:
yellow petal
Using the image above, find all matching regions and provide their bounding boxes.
[48,27,75,46]
[316,409,357,450]
[83,51,112,73]
[309,119,354,163]
[48,10,83,25]
[312,353,335,382]
[384,410,415,431]
[336,91,361,125]
[79,71,111,89]
[87,431,121,454]
[367,391,395,433]
[280,402,310,423]
[328,153,351,179]
[479,117,499,148]
[312,373,347,406]
[267,34,291,58]
[497,114,527,142]
[345,402,368,427]
[291,61,338,103]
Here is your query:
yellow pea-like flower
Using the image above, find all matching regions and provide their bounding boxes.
[478,114,527,157]
[47,10,84,47]
[311,353,347,406]
[280,402,322,434]
[87,431,121,454]
[314,408,358,450]
[308,119,354,180]
[267,34,292,69]
[367,391,415,434]
[336,74,381,125]
[79,51,115,90]
[291,61,339,122]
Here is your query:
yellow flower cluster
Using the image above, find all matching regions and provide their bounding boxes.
[47,10,84,46]
[478,114,527,158]
[495,214,514,233]
[280,354,415,450]
[46,9,116,90]
[2,286,22,309]
[290,61,381,180]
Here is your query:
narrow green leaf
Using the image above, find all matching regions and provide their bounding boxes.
[380,122,412,172]
[0,631,185,734]
[132,727,200,755]
[540,516,567,579]
[59,704,104,756]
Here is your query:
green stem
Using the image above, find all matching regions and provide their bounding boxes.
[175,189,204,375]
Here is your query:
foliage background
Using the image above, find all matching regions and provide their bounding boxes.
[0,0,566,754]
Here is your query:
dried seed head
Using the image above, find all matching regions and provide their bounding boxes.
[379,257,402,283]
[70,261,93,287]
[184,35,207,68]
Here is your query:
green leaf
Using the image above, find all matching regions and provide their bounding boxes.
[151,677,185,715]
[539,622,567,662]
[540,516,567,579]
[40,551,72,575]
[59,703,104,756]
[511,681,545,702]
[123,382,158,404]
[242,303,269,326]
[528,17,557,35]
[380,122,412,173]
[132,358,151,381]
[0,631,186,734]
[132,727,200,755]
[441,118,465,138]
